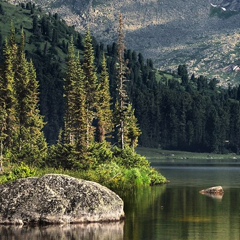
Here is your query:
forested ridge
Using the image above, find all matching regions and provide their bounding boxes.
[0,2,168,189]
[1,1,240,155]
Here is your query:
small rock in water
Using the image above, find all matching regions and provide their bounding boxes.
[199,186,224,200]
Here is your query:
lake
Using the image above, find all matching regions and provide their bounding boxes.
[1,164,240,240]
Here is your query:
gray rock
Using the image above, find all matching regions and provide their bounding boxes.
[199,186,224,194]
[8,0,240,85]
[199,186,224,199]
[0,174,125,225]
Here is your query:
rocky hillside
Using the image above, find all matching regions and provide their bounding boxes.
[7,0,240,85]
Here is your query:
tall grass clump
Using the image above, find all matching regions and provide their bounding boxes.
[0,144,168,191]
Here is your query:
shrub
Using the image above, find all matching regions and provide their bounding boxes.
[47,143,83,169]
[83,162,126,190]
[112,146,150,169]
[125,168,150,187]
[0,163,36,184]
[87,141,113,167]
[148,168,168,185]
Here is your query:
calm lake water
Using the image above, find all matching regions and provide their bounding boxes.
[1,163,240,240]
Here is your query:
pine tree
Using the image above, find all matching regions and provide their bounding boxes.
[15,30,30,151]
[64,39,88,154]
[115,14,141,150]
[96,54,113,142]
[0,29,47,165]
[13,30,47,164]
[64,39,78,144]
[0,75,7,171]
[83,30,98,146]
[115,14,129,149]
[24,60,47,163]
[1,26,18,151]
[124,104,141,149]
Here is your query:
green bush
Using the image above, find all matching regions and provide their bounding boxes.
[148,168,168,185]
[0,144,168,191]
[112,146,150,169]
[47,143,83,169]
[88,142,113,166]
[82,162,126,190]
[80,161,167,191]
[0,163,36,184]
[125,168,150,187]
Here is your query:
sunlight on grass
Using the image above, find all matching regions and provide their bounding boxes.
[136,147,240,165]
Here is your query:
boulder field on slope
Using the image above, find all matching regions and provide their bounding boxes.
[0,174,125,225]
[7,0,240,83]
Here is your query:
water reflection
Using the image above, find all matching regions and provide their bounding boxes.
[122,165,240,240]
[0,221,124,240]
[199,191,224,200]
[123,186,167,240]
[1,165,240,239]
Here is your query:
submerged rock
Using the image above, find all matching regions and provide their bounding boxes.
[0,174,125,225]
[199,186,224,199]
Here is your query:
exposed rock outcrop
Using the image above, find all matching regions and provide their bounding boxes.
[7,0,240,85]
[0,174,125,225]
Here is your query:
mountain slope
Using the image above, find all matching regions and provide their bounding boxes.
[3,1,240,153]
[7,0,240,85]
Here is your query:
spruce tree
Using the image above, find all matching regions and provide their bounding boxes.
[124,104,142,149]
[83,30,98,147]
[115,14,129,149]
[15,31,30,151]
[0,75,7,171]
[115,15,141,149]
[23,60,47,163]
[64,39,79,145]
[1,26,18,151]
[96,55,113,142]
[13,31,47,164]
[0,29,47,165]
[115,14,141,150]
[64,40,88,153]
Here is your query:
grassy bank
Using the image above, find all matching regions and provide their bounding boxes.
[0,147,168,193]
[136,147,240,166]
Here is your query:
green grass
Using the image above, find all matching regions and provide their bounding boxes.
[136,147,240,165]
[156,70,181,83]
[0,2,32,35]
[0,145,168,193]
[0,2,71,69]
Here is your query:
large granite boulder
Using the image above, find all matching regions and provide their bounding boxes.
[0,174,125,225]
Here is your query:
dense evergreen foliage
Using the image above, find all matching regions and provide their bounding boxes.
[134,65,240,153]
[1,2,240,155]
[0,25,47,166]
[0,2,168,190]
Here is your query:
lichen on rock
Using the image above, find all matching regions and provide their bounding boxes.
[0,174,125,225]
